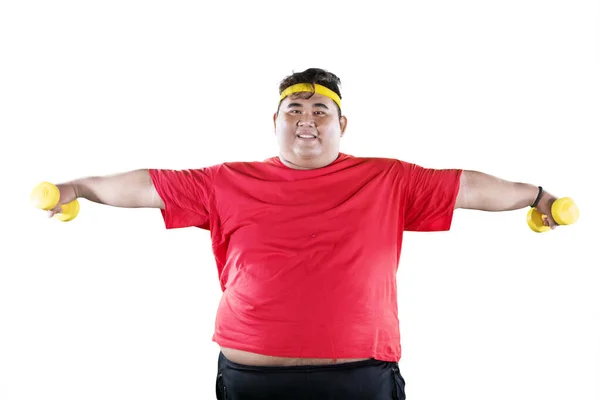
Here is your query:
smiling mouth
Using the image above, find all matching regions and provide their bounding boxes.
[296,134,317,139]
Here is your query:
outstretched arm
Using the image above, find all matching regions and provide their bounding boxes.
[46,169,164,217]
[455,170,558,227]
[70,169,164,209]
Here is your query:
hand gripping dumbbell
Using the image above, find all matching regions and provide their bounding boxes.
[527,197,579,232]
[30,182,80,222]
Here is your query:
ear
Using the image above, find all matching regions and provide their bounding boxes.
[339,116,348,137]
[273,112,278,134]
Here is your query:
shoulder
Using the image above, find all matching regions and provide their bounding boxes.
[340,153,413,172]
[209,159,282,179]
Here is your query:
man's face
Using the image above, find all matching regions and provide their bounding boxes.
[273,93,347,170]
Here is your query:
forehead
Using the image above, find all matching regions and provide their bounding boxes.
[281,92,336,107]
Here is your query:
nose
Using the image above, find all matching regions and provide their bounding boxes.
[296,113,315,127]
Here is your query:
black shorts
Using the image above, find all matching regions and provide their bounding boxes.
[215,351,406,400]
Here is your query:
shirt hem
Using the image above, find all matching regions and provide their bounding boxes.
[212,336,400,363]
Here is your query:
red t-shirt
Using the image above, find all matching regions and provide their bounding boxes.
[149,153,462,362]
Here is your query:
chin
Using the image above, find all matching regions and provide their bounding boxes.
[292,148,323,159]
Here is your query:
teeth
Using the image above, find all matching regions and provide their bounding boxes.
[298,135,315,138]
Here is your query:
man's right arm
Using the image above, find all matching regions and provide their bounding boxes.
[64,169,164,209]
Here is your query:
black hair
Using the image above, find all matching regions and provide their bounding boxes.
[277,68,342,116]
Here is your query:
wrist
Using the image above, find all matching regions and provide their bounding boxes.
[70,178,91,199]
[530,186,543,207]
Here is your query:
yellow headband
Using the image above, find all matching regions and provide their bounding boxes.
[279,83,341,109]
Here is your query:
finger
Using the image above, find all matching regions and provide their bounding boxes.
[47,205,63,218]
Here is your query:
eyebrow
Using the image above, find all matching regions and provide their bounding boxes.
[287,102,330,110]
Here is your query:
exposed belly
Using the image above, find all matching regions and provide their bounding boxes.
[220,346,371,366]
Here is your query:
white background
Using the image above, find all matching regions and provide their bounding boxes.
[1,1,598,399]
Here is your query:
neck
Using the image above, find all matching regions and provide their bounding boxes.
[278,153,339,170]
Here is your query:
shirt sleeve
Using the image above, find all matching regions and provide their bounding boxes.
[148,167,217,230]
[403,163,463,232]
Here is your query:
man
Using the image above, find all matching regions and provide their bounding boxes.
[46,68,560,399]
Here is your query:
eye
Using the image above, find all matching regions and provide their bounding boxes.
[289,109,301,114]
[314,111,326,116]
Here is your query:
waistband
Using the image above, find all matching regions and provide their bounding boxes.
[219,351,390,373]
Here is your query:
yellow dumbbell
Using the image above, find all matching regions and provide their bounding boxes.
[30,182,80,222]
[527,197,579,232]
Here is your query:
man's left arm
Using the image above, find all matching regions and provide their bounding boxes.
[455,170,559,229]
